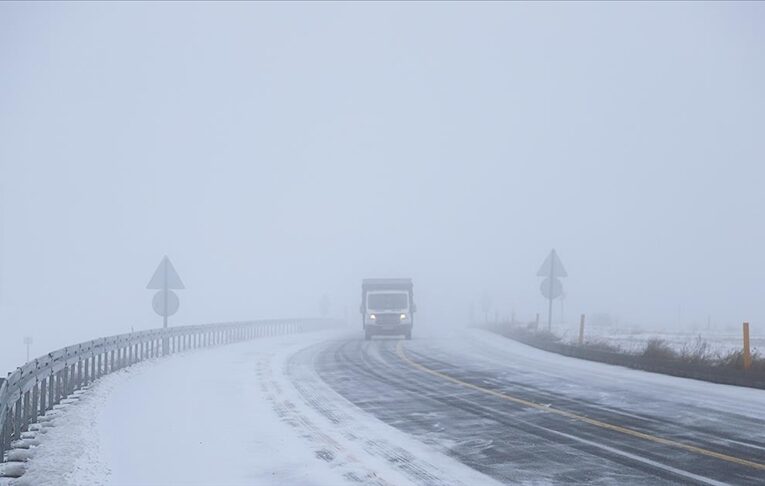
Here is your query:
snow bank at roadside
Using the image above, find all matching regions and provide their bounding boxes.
[15,332,358,486]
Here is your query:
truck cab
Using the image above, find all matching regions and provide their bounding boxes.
[361,278,415,340]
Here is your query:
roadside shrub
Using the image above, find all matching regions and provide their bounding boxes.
[533,330,562,343]
[679,336,715,364]
[581,338,622,353]
[506,326,561,344]
[718,349,765,372]
[642,338,677,361]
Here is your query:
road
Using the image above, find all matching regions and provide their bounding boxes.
[306,329,765,485]
[9,328,765,485]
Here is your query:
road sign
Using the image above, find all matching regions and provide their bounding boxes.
[152,290,180,317]
[537,249,567,331]
[147,256,185,290]
[540,277,563,300]
[147,256,185,330]
[537,249,567,278]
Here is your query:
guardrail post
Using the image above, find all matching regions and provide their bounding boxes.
[31,383,39,424]
[1,412,9,458]
[13,397,22,441]
[743,322,752,370]
[21,391,29,432]
[75,359,81,390]
[48,372,55,410]
[1,409,10,456]
[61,365,69,399]
[39,377,47,415]
[59,369,65,402]
[71,356,77,390]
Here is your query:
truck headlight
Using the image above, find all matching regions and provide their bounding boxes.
[370,314,376,320]
[400,313,407,320]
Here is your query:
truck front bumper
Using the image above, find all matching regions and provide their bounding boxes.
[364,323,412,336]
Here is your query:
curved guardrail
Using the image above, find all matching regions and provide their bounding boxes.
[0,318,340,463]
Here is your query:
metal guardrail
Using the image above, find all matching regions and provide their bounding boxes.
[0,318,340,462]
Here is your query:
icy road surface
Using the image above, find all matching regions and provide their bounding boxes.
[14,328,765,485]
[313,329,765,485]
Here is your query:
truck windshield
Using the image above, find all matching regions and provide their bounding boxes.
[368,293,408,310]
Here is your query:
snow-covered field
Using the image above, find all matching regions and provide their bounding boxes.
[549,323,764,356]
[2,330,497,486]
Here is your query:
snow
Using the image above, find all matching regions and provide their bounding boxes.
[546,322,764,356]
[11,331,498,486]
[458,328,765,417]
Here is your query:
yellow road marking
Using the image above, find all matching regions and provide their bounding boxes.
[396,341,765,471]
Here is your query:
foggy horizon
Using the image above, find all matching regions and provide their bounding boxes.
[2,2,764,371]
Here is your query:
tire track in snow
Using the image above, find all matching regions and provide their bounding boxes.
[258,337,502,486]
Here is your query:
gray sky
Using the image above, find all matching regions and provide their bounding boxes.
[1,2,764,371]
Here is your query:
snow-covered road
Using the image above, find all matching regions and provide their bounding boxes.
[6,327,765,485]
[314,329,765,485]
[9,331,497,486]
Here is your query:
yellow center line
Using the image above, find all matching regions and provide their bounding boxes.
[396,341,765,471]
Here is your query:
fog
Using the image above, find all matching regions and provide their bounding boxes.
[1,2,764,372]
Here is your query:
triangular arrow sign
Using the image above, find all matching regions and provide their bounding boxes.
[146,256,185,290]
[537,249,567,278]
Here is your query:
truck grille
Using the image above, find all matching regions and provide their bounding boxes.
[376,314,400,325]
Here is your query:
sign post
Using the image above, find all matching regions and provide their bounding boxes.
[23,336,33,362]
[537,249,567,331]
[147,256,185,354]
[743,322,752,371]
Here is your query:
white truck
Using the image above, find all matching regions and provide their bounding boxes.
[360,278,416,340]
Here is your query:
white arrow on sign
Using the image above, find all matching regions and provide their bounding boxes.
[147,256,185,290]
[537,249,567,278]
